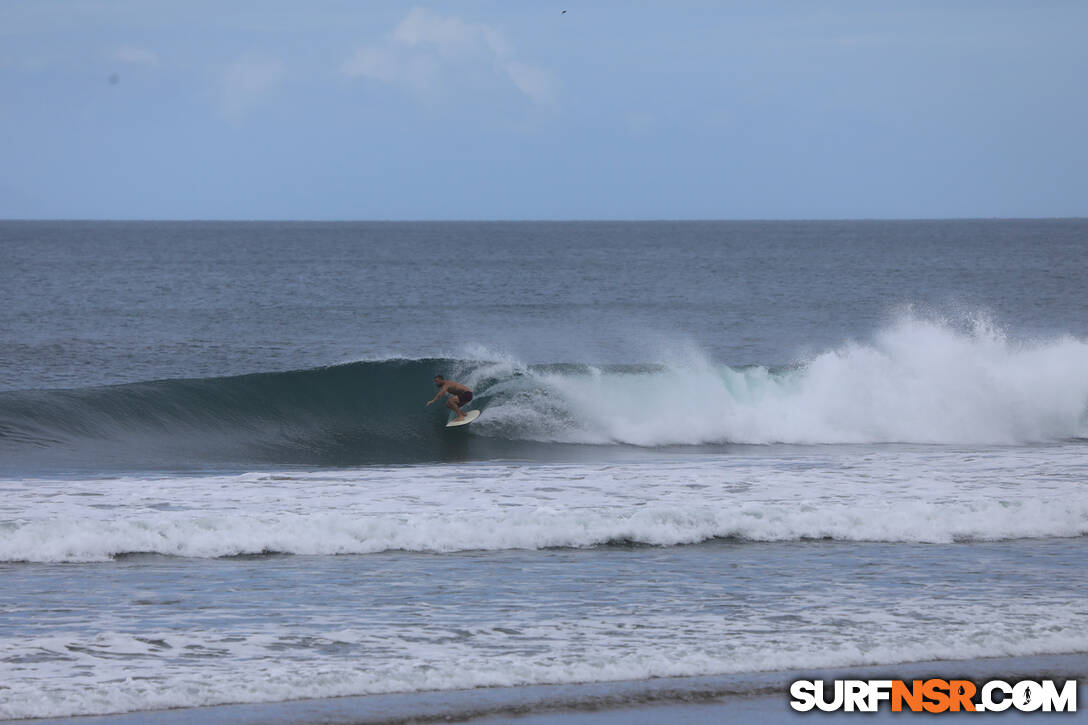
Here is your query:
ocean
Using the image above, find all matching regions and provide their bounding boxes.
[1,219,1086,721]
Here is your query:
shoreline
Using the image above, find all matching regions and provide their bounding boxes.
[10,652,1085,725]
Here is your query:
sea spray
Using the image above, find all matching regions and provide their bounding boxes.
[2,314,1087,470]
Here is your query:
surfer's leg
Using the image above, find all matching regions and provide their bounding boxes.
[446,397,466,420]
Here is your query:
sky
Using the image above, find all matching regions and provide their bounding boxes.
[1,1,1086,220]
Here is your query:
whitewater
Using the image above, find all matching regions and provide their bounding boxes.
[476,314,1088,446]
[3,314,1087,473]
[2,219,1087,722]
[3,319,1087,718]
[3,443,1088,563]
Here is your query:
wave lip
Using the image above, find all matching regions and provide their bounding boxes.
[0,358,468,469]
[1,314,1087,469]
[512,315,1088,447]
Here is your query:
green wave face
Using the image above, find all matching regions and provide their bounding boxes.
[0,358,684,471]
[5,326,1087,472]
[0,359,516,470]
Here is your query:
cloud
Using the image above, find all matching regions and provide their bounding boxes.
[343,7,559,109]
[216,55,284,123]
[343,46,439,97]
[392,8,508,58]
[112,45,159,67]
[505,60,560,109]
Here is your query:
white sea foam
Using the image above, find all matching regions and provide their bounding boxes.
[3,604,1088,720]
[474,313,1088,446]
[2,446,1086,719]
[2,444,1086,562]
[4,495,1088,563]
[3,321,1086,720]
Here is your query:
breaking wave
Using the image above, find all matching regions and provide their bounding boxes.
[5,494,1088,563]
[1,314,1087,469]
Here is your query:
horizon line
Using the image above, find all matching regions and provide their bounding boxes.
[2,216,1087,224]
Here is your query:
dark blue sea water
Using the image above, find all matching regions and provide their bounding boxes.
[1,220,1087,719]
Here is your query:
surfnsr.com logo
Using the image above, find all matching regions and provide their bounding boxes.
[790,679,1077,713]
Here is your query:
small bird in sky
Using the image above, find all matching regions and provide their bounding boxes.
[562,9,567,14]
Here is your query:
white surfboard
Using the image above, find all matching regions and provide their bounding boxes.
[446,409,481,427]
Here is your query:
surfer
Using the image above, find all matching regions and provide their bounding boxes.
[426,375,474,422]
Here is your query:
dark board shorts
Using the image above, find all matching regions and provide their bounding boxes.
[455,391,473,406]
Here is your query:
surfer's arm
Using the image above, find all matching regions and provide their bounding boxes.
[426,384,450,405]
